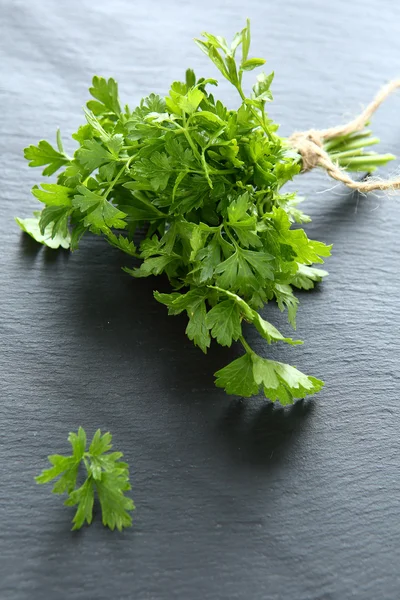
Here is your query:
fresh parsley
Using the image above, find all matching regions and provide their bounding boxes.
[18,21,394,403]
[36,427,135,531]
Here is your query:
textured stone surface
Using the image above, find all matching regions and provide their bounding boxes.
[1,1,400,598]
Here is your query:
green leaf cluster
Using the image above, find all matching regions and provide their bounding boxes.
[18,20,336,402]
[36,427,135,531]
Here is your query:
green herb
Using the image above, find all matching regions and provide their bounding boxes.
[18,21,394,403]
[36,427,135,531]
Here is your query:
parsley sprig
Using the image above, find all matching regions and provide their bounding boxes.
[36,427,135,531]
[17,21,394,403]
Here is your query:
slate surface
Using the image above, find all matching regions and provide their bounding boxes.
[1,1,400,598]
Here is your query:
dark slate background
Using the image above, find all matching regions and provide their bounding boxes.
[1,1,400,598]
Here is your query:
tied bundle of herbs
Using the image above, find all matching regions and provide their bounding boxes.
[18,21,396,404]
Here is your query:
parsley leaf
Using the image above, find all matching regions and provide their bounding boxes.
[36,427,135,531]
[76,139,116,172]
[205,300,242,346]
[210,287,302,346]
[135,152,174,191]
[106,232,137,256]
[215,350,323,403]
[215,353,259,397]
[15,213,71,249]
[155,288,211,352]
[291,264,328,290]
[72,186,127,233]
[32,183,72,206]
[24,137,70,176]
[65,479,95,530]
[87,76,121,117]
[215,247,274,295]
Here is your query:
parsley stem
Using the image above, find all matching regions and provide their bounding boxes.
[239,336,253,355]
[178,119,214,187]
[175,121,235,179]
[327,137,381,155]
[261,104,268,130]
[125,250,142,259]
[103,156,135,199]
[236,84,272,140]
[209,167,237,175]
[224,225,238,248]
[182,128,202,161]
[201,150,213,188]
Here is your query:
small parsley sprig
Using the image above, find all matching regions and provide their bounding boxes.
[36,427,135,531]
[17,21,394,404]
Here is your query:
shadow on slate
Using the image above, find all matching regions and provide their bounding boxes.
[317,188,361,224]
[18,233,43,258]
[216,397,315,466]
[306,186,369,240]
[18,232,315,467]
[18,234,71,265]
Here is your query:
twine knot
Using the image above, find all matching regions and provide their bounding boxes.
[288,79,400,193]
[288,129,324,172]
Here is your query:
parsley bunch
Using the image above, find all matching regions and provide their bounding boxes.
[36,428,135,530]
[17,21,393,403]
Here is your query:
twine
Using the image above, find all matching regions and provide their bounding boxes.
[288,80,400,192]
